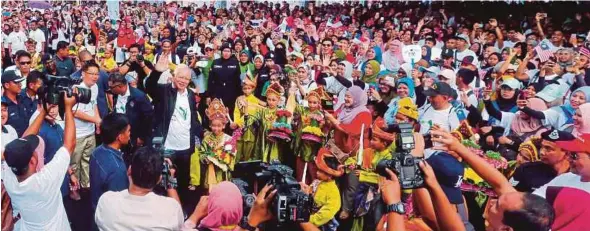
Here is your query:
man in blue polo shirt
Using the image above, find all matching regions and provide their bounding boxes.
[89,113,131,211]
[54,41,75,77]
[2,70,34,136]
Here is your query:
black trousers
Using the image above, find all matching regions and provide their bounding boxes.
[171,148,198,215]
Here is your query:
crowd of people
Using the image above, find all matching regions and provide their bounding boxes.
[2,1,590,231]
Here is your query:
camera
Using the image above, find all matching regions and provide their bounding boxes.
[136,54,144,62]
[152,137,176,190]
[37,74,92,117]
[233,160,312,226]
[376,123,425,189]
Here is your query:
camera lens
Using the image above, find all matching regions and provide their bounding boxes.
[76,87,92,104]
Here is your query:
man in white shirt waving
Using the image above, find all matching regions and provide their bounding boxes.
[2,89,77,231]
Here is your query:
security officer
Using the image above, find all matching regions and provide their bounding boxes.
[207,42,241,118]
[1,70,33,136]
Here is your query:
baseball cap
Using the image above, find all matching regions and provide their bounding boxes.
[536,83,565,103]
[541,128,576,143]
[441,47,454,59]
[460,56,475,66]
[438,69,455,81]
[187,47,196,55]
[1,70,25,84]
[220,42,232,51]
[456,69,475,85]
[427,152,464,204]
[265,51,275,60]
[204,43,214,51]
[4,135,40,175]
[556,133,590,153]
[423,82,454,97]
[500,78,521,90]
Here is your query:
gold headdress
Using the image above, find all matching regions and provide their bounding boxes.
[266,82,284,97]
[205,98,229,124]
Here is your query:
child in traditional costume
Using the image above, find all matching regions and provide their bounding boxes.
[189,98,238,189]
[288,87,330,184]
[255,82,292,163]
[347,117,396,231]
[303,150,344,231]
[232,76,266,162]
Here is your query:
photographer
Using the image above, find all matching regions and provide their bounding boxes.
[429,130,555,231]
[94,146,182,230]
[118,43,154,91]
[2,89,77,230]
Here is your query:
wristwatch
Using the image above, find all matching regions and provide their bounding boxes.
[385,202,406,215]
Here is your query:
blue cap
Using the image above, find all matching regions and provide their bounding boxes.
[426,152,465,204]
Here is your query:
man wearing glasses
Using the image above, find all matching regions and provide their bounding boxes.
[5,51,33,86]
[108,72,153,148]
[534,133,590,230]
[71,62,102,191]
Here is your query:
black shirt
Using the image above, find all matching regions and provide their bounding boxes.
[510,162,558,193]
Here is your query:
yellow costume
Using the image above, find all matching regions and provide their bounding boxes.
[234,77,265,162]
[189,99,237,189]
[309,180,341,227]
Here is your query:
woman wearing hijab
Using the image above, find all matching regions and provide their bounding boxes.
[382,40,404,73]
[484,78,521,126]
[485,97,548,160]
[183,181,243,231]
[383,77,417,125]
[322,86,372,220]
[421,45,432,65]
[360,60,381,85]
[359,47,383,76]
[252,55,270,98]
[294,65,318,106]
[238,50,254,76]
[572,103,590,137]
[521,86,590,131]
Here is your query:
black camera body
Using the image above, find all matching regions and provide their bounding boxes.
[152,137,175,189]
[377,123,425,189]
[38,74,92,118]
[255,161,312,224]
[136,54,144,62]
[233,161,312,226]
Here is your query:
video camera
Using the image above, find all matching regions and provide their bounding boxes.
[37,74,92,117]
[376,123,425,189]
[233,160,312,226]
[152,137,176,190]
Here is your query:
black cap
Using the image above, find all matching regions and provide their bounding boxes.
[423,82,454,97]
[1,70,25,85]
[1,97,8,106]
[4,135,40,176]
[541,128,576,142]
[457,69,475,85]
[441,47,455,59]
[220,42,232,51]
[42,54,53,64]
[427,152,464,204]
[265,51,275,60]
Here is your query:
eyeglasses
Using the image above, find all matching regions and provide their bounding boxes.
[85,71,99,76]
[20,61,31,65]
[322,43,331,47]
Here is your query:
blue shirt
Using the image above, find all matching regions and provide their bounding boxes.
[37,120,69,197]
[89,144,129,211]
[2,94,33,137]
[54,55,75,77]
[19,89,37,123]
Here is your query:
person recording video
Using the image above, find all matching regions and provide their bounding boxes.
[2,88,77,230]
[94,146,182,230]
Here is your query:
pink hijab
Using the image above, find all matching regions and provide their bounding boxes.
[511,98,548,136]
[34,136,46,171]
[198,181,243,231]
[573,103,590,137]
[338,86,369,124]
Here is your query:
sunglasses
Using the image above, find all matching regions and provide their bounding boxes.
[20,61,31,65]
[322,43,331,47]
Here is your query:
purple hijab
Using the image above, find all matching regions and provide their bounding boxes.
[338,86,369,124]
